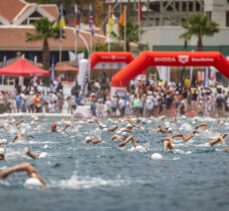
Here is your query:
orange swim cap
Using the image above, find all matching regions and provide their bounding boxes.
[51,123,57,128]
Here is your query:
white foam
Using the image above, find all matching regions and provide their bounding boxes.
[50,175,131,190]
[172,157,180,160]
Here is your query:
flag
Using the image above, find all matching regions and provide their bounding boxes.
[75,5,81,34]
[138,0,143,21]
[53,5,66,30]
[119,7,126,27]
[108,7,114,36]
[89,4,94,35]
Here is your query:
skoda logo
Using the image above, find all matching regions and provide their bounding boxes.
[178,55,189,64]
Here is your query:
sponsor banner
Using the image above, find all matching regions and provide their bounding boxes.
[191,57,214,62]
[93,62,126,70]
[153,57,176,63]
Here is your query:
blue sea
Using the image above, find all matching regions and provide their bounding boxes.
[0,116,229,211]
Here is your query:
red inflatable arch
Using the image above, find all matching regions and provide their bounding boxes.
[111,51,229,87]
[90,51,134,70]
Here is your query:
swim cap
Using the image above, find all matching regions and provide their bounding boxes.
[127,124,132,128]
[0,139,7,144]
[121,132,127,137]
[24,178,42,187]
[85,136,92,141]
[51,123,57,128]
[0,148,5,155]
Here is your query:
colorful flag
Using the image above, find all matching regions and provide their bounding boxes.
[89,4,94,35]
[119,7,126,27]
[138,0,143,21]
[108,7,114,36]
[53,5,66,30]
[75,5,81,34]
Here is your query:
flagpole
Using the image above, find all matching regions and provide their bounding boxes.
[108,5,111,52]
[59,4,63,63]
[124,5,127,51]
[74,4,79,63]
[138,0,141,43]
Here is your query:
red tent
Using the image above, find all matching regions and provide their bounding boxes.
[0,58,50,77]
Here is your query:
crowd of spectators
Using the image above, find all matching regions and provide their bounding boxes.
[0,73,229,118]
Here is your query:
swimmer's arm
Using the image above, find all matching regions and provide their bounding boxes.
[118,139,130,147]
[170,133,183,139]
[61,124,71,132]
[12,136,18,143]
[15,120,24,127]
[91,138,103,144]
[25,150,39,159]
[108,125,118,132]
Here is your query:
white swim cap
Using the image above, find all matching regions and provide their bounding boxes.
[24,178,42,187]
[151,153,163,160]
[0,139,7,144]
[85,136,92,141]
[121,132,127,136]
[0,148,5,155]
[127,124,132,128]
[168,127,172,132]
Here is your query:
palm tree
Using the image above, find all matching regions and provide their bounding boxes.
[119,21,141,51]
[180,14,219,51]
[26,17,59,69]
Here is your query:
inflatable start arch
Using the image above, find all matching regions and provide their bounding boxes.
[111,51,229,87]
[90,51,134,70]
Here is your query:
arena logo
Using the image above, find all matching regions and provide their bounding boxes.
[191,57,214,62]
[178,55,189,64]
[154,57,176,62]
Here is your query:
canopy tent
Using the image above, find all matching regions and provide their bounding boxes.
[0,58,50,77]
[54,63,78,72]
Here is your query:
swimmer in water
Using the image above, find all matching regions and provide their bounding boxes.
[153,125,172,134]
[0,124,7,131]
[194,123,209,130]
[0,139,7,160]
[208,133,229,146]
[217,120,224,129]
[161,137,175,152]
[85,137,103,145]
[23,147,44,159]
[111,132,127,141]
[51,123,57,132]
[0,162,46,188]
[118,135,149,150]
[13,133,24,143]
[170,130,199,142]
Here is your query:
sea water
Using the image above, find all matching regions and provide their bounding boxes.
[0,117,228,211]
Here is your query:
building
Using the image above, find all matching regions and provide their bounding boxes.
[0,0,106,66]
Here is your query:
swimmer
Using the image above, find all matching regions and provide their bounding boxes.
[217,120,224,129]
[51,123,57,133]
[111,132,127,141]
[23,147,42,159]
[126,119,140,129]
[224,147,229,151]
[170,130,199,142]
[108,125,118,132]
[13,133,24,143]
[0,124,7,131]
[0,139,7,148]
[194,123,209,130]
[0,148,5,160]
[154,125,172,134]
[118,135,149,150]
[161,137,175,152]
[208,133,229,146]
[85,137,103,145]
[0,162,46,188]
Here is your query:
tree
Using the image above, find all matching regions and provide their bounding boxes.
[119,21,142,51]
[26,17,59,69]
[180,14,219,51]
